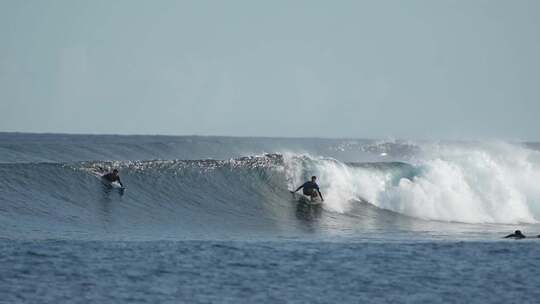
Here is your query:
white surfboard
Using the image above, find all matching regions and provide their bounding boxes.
[291,191,322,205]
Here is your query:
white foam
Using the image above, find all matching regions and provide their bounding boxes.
[283,142,540,224]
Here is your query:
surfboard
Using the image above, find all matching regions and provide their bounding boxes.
[110,181,125,190]
[100,178,126,192]
[290,191,322,205]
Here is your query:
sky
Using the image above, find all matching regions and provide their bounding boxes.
[0,0,539,140]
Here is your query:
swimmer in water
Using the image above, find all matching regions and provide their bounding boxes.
[504,230,526,239]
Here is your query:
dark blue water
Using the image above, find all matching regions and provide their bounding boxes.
[1,133,540,302]
[2,240,540,303]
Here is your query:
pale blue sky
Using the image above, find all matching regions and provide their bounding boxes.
[1,0,539,140]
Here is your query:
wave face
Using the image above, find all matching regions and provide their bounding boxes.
[1,133,540,240]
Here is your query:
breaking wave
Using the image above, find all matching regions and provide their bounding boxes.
[1,134,540,240]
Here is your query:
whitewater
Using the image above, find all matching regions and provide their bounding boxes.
[2,133,540,303]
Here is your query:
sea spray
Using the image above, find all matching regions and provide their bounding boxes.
[283,141,540,224]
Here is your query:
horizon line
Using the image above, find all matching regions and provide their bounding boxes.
[0,131,537,144]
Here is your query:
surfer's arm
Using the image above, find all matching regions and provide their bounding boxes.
[317,190,324,201]
[117,177,124,187]
[293,184,305,192]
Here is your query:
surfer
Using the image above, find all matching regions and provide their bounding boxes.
[292,176,324,201]
[101,169,124,188]
[504,230,526,239]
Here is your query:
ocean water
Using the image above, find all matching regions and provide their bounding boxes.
[1,133,540,303]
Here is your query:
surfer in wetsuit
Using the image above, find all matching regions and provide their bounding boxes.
[292,176,324,201]
[102,169,124,188]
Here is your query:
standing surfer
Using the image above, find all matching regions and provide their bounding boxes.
[292,176,324,201]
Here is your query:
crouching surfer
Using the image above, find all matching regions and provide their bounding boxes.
[102,169,124,188]
[292,176,324,202]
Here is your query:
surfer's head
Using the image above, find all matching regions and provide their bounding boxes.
[112,169,119,175]
[515,230,523,236]
[311,176,317,181]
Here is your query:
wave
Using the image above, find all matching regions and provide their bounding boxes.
[1,139,540,241]
[285,141,540,224]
